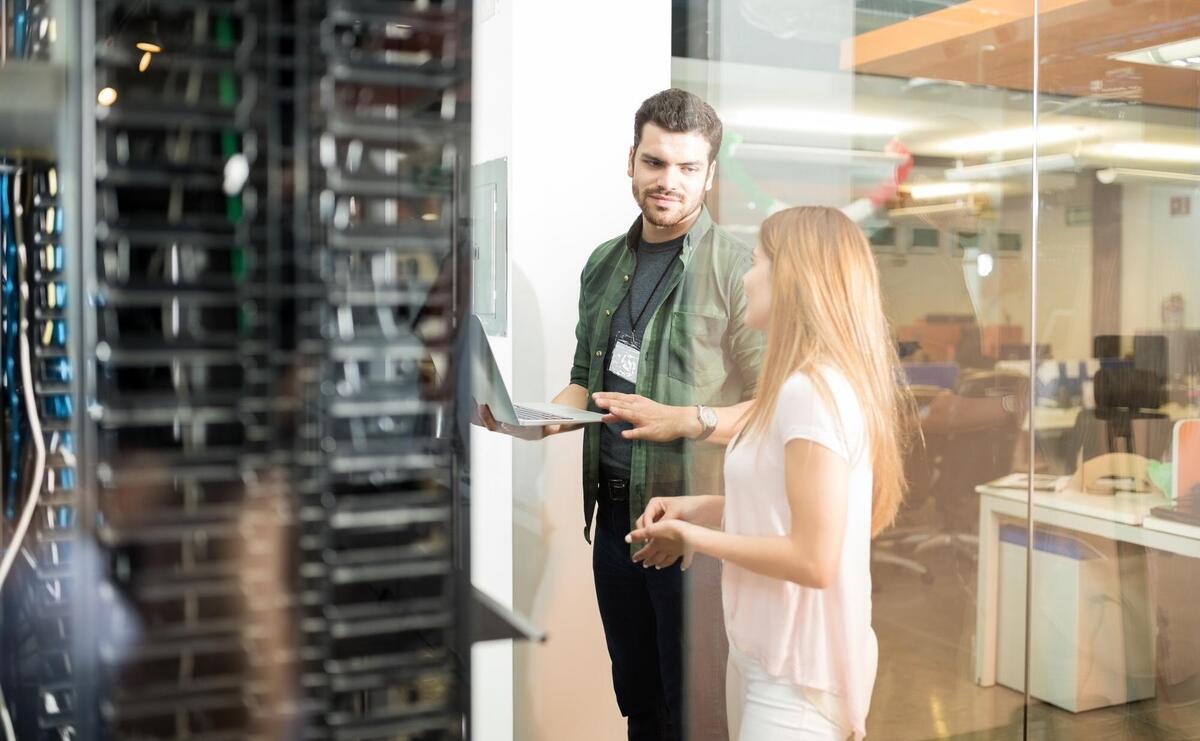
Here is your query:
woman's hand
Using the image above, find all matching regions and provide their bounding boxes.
[634,496,691,530]
[592,392,701,442]
[626,519,697,571]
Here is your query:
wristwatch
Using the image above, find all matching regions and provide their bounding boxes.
[695,405,718,441]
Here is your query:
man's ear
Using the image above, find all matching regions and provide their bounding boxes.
[705,160,717,192]
[628,147,636,178]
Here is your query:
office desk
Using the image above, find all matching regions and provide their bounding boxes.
[1024,406,1081,433]
[1023,404,1200,433]
[974,484,1200,687]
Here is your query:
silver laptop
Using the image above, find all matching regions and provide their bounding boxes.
[469,314,604,427]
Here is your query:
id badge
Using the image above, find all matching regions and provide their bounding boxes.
[609,331,640,384]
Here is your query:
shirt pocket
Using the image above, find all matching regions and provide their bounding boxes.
[667,310,728,387]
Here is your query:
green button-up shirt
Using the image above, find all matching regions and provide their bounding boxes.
[571,206,764,541]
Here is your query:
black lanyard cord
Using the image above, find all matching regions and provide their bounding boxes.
[627,245,683,334]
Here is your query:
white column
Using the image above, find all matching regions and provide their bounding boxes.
[471,2,672,740]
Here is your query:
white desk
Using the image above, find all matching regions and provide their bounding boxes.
[1025,406,1081,433]
[1023,404,1200,433]
[974,484,1200,687]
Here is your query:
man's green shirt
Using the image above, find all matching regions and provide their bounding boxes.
[571,207,764,540]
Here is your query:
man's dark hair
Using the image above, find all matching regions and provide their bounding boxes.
[633,88,723,163]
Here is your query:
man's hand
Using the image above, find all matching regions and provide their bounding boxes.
[626,519,696,571]
[592,392,701,442]
[471,402,556,440]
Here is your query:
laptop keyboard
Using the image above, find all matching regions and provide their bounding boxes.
[514,405,572,422]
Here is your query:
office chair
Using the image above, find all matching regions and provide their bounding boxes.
[873,372,1027,585]
[871,387,939,585]
[919,371,1027,557]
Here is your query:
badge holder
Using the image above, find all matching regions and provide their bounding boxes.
[609,330,640,384]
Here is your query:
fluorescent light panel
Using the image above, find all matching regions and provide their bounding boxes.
[724,109,913,137]
[1086,141,1200,163]
[1096,167,1200,184]
[933,125,1092,155]
[906,181,977,200]
[944,153,1079,181]
[1111,36,1200,69]
[888,202,970,217]
[729,142,904,165]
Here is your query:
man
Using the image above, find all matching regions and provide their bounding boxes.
[478,88,763,741]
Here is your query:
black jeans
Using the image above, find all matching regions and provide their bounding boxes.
[593,489,684,741]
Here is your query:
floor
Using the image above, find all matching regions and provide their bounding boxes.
[868,519,1200,740]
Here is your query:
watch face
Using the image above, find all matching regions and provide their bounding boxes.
[700,406,718,427]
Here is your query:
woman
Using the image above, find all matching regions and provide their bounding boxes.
[616,206,913,740]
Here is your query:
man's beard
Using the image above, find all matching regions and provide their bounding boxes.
[635,185,695,228]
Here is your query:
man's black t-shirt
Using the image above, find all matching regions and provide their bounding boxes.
[599,233,685,479]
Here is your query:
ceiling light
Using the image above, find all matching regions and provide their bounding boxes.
[944,153,1079,181]
[97,87,118,106]
[1111,36,1200,69]
[1088,141,1200,163]
[728,142,906,166]
[905,182,977,200]
[932,125,1092,156]
[724,108,913,137]
[1096,167,1200,185]
[138,51,152,72]
[888,202,971,218]
[136,41,162,53]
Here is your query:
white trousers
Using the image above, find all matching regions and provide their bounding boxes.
[725,650,848,741]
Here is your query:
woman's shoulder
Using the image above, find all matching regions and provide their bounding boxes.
[781,366,856,405]
[778,367,864,437]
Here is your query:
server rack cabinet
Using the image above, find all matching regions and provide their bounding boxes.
[0,0,475,738]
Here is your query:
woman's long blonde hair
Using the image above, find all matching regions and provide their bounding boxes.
[737,206,915,537]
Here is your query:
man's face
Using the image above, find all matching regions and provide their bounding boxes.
[628,123,716,231]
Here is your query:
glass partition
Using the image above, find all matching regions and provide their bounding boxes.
[1032,2,1200,737]
[674,1,1037,737]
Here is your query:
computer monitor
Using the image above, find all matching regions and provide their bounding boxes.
[1093,334,1167,384]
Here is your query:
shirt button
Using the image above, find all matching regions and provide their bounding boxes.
[604,309,611,316]
[595,350,603,357]
[623,274,630,282]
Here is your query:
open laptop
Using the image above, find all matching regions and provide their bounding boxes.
[469,314,604,427]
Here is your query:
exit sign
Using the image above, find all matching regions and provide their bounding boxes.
[1171,195,1191,217]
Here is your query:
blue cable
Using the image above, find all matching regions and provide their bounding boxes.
[1,171,24,520]
[12,11,26,59]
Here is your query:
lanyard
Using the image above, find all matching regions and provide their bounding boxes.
[626,244,683,336]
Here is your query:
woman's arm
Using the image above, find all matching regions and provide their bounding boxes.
[636,494,725,530]
[628,438,849,587]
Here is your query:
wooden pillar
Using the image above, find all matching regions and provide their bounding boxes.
[1092,181,1122,337]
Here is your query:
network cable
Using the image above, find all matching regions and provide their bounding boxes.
[0,168,47,593]
[0,166,47,741]
[1,168,23,520]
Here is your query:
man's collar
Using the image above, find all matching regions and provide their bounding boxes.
[623,205,713,263]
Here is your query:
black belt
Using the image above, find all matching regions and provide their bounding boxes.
[600,477,629,503]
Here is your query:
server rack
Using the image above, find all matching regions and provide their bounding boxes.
[0,0,474,738]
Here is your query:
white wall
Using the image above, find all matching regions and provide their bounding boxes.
[508,4,671,740]
[470,2,514,739]
[1121,182,1200,333]
[877,176,1096,362]
[470,3,672,741]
